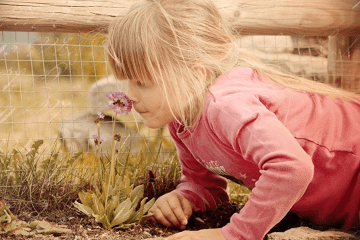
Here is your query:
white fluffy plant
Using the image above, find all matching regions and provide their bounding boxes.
[74,92,155,230]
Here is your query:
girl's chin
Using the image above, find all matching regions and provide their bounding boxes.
[142,119,165,129]
[142,117,172,129]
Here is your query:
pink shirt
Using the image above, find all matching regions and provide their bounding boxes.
[169,67,360,240]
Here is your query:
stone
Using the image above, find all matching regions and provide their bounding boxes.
[267,227,359,240]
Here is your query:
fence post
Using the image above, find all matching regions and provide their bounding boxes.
[327,36,360,93]
[348,36,360,93]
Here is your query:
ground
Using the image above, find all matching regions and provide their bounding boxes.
[2,202,359,239]
[0,202,244,239]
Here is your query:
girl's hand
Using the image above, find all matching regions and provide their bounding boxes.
[148,192,192,229]
[164,228,227,240]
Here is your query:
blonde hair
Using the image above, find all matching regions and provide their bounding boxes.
[105,0,359,128]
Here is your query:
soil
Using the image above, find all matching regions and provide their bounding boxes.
[2,202,359,240]
[0,201,242,240]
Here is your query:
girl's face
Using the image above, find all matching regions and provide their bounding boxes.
[125,79,178,129]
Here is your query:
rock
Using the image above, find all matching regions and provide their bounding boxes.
[267,227,359,240]
[145,238,163,240]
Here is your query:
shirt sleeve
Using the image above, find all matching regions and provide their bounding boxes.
[168,122,229,212]
[207,93,314,240]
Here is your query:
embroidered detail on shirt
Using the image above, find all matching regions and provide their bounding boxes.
[239,173,247,179]
[205,161,245,186]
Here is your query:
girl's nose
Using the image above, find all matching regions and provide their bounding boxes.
[125,81,139,103]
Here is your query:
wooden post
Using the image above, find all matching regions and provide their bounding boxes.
[348,36,360,93]
[327,36,350,88]
[328,36,360,93]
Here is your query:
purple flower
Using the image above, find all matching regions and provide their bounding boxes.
[114,134,121,141]
[92,134,106,145]
[97,112,105,119]
[106,92,132,114]
[94,112,105,125]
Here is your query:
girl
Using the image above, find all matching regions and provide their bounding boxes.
[105,0,360,239]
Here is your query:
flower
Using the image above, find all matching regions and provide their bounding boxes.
[94,112,105,125]
[98,112,105,119]
[92,134,107,145]
[106,92,132,114]
[114,134,121,142]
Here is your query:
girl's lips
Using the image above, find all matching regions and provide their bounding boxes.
[134,107,147,114]
[138,111,149,115]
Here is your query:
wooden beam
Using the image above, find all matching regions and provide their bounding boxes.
[327,35,360,93]
[0,0,359,35]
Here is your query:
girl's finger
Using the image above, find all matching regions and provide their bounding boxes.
[180,197,192,221]
[168,197,188,226]
[153,205,179,227]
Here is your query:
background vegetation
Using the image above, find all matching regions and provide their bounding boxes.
[0,32,250,237]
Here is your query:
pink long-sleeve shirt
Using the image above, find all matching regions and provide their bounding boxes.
[169,67,360,240]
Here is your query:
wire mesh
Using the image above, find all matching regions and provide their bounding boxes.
[0,32,359,155]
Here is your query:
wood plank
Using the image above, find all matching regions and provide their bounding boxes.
[0,0,359,35]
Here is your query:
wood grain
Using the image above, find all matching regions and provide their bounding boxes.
[0,0,359,35]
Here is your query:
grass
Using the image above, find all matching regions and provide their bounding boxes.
[0,40,250,235]
[0,136,249,227]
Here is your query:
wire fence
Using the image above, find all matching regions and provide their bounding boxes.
[0,31,359,163]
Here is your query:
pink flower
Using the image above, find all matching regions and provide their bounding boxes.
[94,112,105,125]
[92,134,106,145]
[97,112,105,119]
[106,92,132,114]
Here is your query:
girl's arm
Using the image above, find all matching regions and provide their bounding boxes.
[168,122,229,212]
[208,94,314,240]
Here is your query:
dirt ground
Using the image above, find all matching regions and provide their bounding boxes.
[2,202,359,240]
[0,202,242,240]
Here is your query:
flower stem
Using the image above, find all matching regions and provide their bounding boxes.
[97,126,102,183]
[109,113,118,186]
[105,113,117,211]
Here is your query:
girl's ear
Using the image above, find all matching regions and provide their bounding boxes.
[193,65,207,83]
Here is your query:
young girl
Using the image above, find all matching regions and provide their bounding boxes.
[105,0,360,239]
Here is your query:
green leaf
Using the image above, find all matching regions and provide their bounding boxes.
[29,220,51,230]
[126,197,147,223]
[29,220,71,234]
[106,194,119,220]
[91,193,105,216]
[111,198,133,228]
[73,201,94,216]
[140,213,155,224]
[110,207,134,228]
[93,213,110,229]
[113,223,135,229]
[118,186,129,203]
[78,191,93,207]
[2,219,27,233]
[111,175,123,197]
[130,185,144,209]
[143,197,155,214]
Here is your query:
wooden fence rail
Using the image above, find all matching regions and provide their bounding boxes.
[0,0,359,91]
[0,0,359,36]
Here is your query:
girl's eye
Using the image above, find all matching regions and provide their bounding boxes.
[137,81,144,87]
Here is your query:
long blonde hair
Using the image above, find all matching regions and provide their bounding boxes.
[105,0,359,128]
